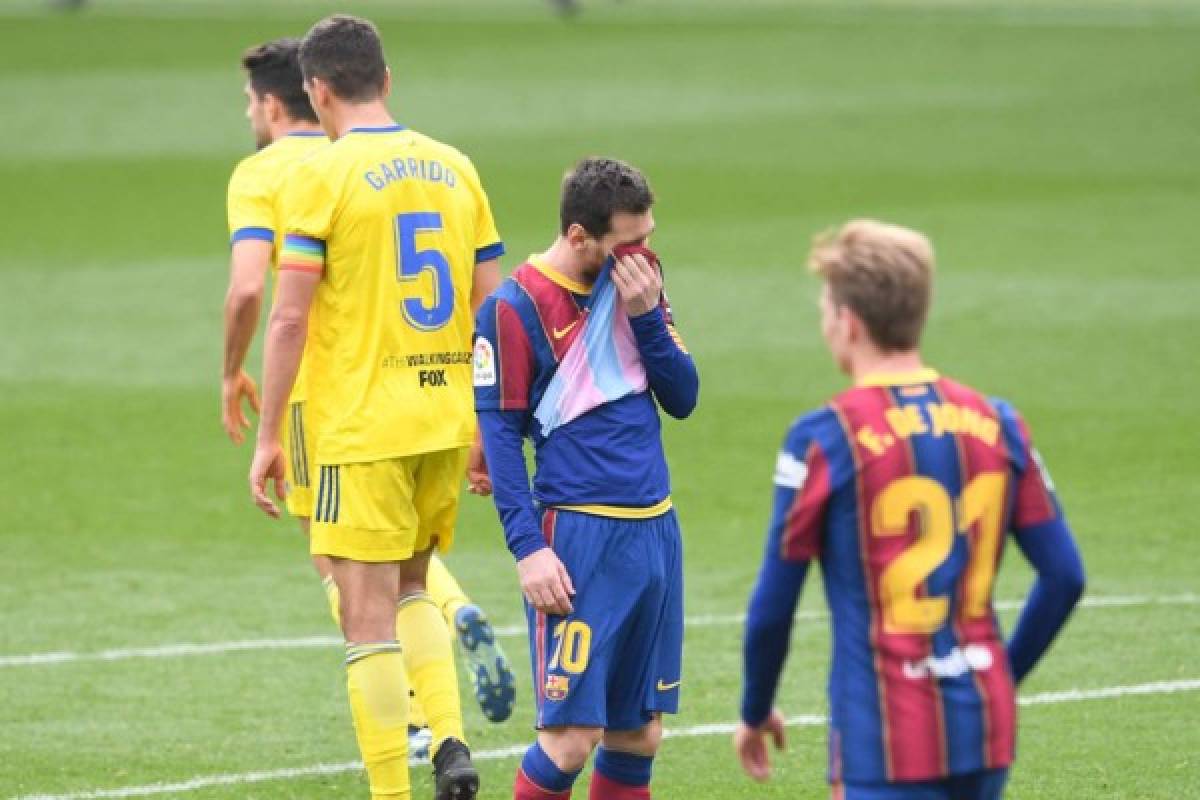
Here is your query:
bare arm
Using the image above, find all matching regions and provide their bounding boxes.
[471,258,501,315]
[249,267,320,517]
[220,240,271,443]
[465,257,503,496]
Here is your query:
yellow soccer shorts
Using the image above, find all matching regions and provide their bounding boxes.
[282,401,315,518]
[309,447,469,563]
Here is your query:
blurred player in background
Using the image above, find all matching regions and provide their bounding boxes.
[222,38,515,762]
[734,220,1086,799]
[474,158,699,800]
[549,0,625,16]
[246,16,507,799]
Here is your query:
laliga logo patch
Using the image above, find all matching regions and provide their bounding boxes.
[473,338,496,387]
[544,675,570,701]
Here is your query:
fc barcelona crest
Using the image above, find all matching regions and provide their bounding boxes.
[544,675,570,701]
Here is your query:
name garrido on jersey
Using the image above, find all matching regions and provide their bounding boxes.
[364,157,458,192]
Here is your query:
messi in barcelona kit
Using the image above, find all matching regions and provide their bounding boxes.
[476,241,698,797]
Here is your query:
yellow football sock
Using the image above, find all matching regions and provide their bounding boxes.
[328,578,430,730]
[408,688,428,729]
[426,555,471,627]
[345,643,410,800]
[395,593,464,752]
[322,575,341,626]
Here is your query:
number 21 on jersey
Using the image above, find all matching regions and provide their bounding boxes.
[871,471,1007,635]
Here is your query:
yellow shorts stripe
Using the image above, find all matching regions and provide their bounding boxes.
[554,497,674,519]
[297,403,310,488]
[316,465,341,524]
[310,448,468,563]
[289,403,310,489]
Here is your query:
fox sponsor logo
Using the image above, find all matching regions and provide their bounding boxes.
[903,644,994,680]
[544,674,570,701]
[419,369,447,387]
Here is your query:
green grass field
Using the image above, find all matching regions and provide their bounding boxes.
[2,1,1198,798]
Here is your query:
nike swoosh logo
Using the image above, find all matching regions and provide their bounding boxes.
[552,318,581,340]
[656,679,681,692]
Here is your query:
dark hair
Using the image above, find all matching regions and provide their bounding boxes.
[299,15,387,103]
[560,157,655,236]
[241,38,318,123]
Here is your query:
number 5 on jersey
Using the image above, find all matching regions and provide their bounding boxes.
[395,211,454,331]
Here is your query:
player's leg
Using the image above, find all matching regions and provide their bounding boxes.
[426,554,517,723]
[588,511,684,799]
[282,401,345,627]
[313,459,437,800]
[426,554,470,622]
[515,510,641,799]
[319,529,434,759]
[590,718,662,800]
[330,556,411,800]
[396,546,465,751]
[399,448,478,798]
[514,726,602,800]
[306,431,430,758]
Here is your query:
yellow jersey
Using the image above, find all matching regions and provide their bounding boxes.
[226,131,328,402]
[278,124,504,465]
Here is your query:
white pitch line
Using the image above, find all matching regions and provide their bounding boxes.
[11,678,1200,800]
[1016,679,1200,707]
[2,593,1194,669]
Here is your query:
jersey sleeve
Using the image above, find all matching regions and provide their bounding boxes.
[994,399,1063,532]
[474,292,534,412]
[461,158,505,264]
[775,415,833,562]
[226,158,276,245]
[277,159,336,275]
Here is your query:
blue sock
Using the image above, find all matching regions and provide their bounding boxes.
[594,747,654,787]
[521,741,581,793]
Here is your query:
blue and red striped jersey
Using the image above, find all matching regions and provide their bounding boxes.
[762,369,1064,783]
[473,255,698,558]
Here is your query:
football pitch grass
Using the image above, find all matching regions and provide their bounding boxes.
[1,1,1198,797]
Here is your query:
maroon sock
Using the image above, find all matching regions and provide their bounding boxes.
[588,771,651,800]
[515,767,573,800]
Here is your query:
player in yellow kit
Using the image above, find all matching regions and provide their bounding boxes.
[224,37,514,769]
[248,17,505,800]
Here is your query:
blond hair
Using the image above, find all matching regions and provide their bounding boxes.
[808,219,935,351]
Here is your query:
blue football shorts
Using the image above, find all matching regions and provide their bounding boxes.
[525,507,684,731]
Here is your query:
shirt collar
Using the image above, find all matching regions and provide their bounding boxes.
[529,254,593,296]
[856,367,940,388]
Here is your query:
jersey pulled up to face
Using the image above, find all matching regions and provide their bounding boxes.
[473,257,674,513]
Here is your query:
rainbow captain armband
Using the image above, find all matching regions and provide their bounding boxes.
[279,234,326,273]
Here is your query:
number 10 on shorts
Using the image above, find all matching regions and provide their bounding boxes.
[549,620,592,674]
